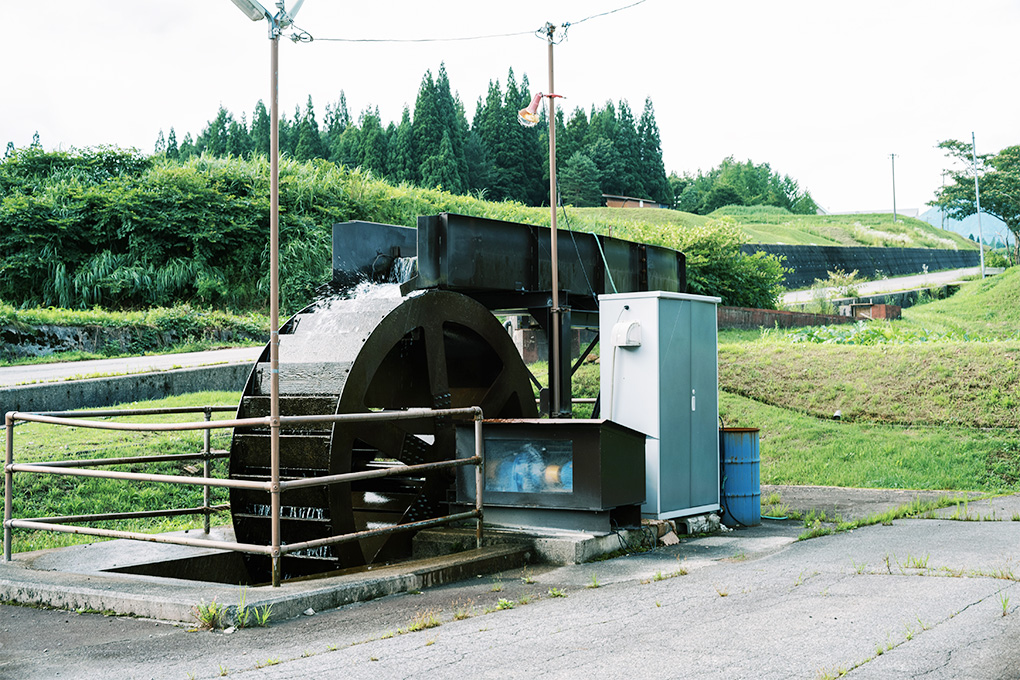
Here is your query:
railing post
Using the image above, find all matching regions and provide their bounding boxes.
[474,408,484,550]
[4,413,14,561]
[203,407,212,535]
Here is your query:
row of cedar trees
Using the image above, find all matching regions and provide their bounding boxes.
[154,65,673,209]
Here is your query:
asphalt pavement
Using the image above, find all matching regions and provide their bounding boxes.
[3,490,1019,680]
[0,347,262,388]
[782,267,980,305]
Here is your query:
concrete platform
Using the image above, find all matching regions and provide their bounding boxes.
[413,524,658,565]
[0,526,528,624]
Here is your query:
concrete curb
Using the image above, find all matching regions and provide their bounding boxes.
[0,542,528,624]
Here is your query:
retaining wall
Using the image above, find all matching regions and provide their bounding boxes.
[741,244,979,289]
[717,306,852,331]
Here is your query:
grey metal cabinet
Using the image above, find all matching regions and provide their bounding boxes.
[599,291,721,520]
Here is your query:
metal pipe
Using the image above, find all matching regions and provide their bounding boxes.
[8,412,267,432]
[20,451,229,469]
[972,131,986,278]
[890,153,898,223]
[30,406,236,418]
[278,407,482,426]
[203,407,212,534]
[8,464,271,491]
[269,29,282,587]
[8,519,272,555]
[474,413,484,550]
[27,504,230,525]
[545,22,562,418]
[280,456,480,491]
[279,510,481,555]
[4,413,13,561]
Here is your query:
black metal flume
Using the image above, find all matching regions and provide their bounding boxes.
[228,213,687,579]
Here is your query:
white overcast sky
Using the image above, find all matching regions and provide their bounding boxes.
[5,0,1019,213]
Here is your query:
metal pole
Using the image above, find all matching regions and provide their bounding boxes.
[941,171,946,230]
[269,27,283,588]
[474,412,484,550]
[203,407,212,534]
[4,414,13,561]
[890,153,897,223]
[545,22,562,419]
[972,131,986,278]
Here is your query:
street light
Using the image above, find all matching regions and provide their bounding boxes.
[227,0,307,588]
[971,131,986,278]
[519,22,567,418]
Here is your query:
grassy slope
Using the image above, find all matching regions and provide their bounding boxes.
[899,267,1020,337]
[531,205,975,250]
[708,206,976,249]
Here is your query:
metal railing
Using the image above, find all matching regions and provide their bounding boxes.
[3,405,485,587]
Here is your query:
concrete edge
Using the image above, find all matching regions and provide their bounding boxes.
[0,544,528,624]
[1,363,252,414]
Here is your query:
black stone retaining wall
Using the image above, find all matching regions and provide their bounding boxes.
[740,245,979,289]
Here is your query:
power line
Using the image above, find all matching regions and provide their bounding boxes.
[293,0,651,45]
[567,0,649,27]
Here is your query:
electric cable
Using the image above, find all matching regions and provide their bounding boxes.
[289,0,652,46]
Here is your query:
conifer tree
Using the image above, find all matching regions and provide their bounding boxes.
[251,101,271,157]
[197,106,231,157]
[295,96,327,160]
[324,92,351,159]
[179,133,196,159]
[614,100,646,198]
[166,128,179,160]
[420,131,462,193]
[334,124,363,169]
[154,129,166,155]
[559,151,603,207]
[637,97,670,205]
[227,113,253,158]
[359,107,389,176]
[386,106,417,183]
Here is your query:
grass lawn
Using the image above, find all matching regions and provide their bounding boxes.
[2,391,240,553]
[718,268,1019,496]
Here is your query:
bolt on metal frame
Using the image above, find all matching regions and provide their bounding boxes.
[4,405,485,587]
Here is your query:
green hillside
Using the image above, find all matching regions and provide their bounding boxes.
[542,205,976,250]
[707,206,977,249]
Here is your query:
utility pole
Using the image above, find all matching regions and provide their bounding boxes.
[890,153,898,223]
[971,132,986,278]
[941,171,946,230]
[228,0,307,588]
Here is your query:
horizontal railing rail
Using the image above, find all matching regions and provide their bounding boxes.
[4,405,485,586]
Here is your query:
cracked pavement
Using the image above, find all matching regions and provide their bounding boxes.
[3,493,1020,679]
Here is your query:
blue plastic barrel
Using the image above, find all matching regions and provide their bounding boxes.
[720,428,761,527]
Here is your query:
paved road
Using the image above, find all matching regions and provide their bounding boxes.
[3,492,1019,680]
[782,266,980,305]
[0,346,263,388]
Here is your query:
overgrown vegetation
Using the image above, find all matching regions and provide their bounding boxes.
[0,147,790,312]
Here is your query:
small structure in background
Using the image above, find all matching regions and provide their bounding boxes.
[845,303,902,320]
[602,194,667,209]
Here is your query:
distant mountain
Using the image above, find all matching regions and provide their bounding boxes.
[920,207,1012,248]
